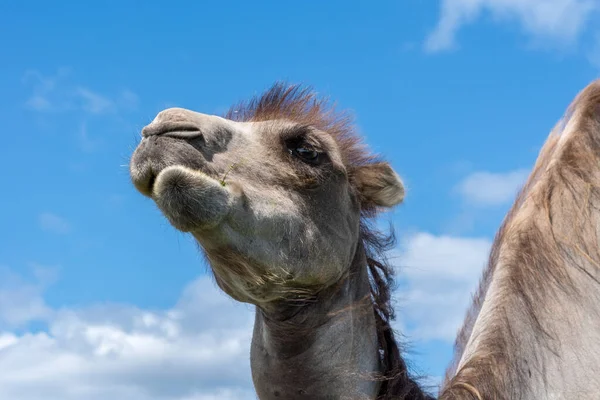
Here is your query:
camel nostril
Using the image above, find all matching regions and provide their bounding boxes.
[142,122,202,138]
[163,129,204,141]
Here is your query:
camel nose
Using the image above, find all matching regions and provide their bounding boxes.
[142,108,204,138]
[140,107,240,157]
[141,107,227,139]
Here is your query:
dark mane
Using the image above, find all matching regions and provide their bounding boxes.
[226,82,433,400]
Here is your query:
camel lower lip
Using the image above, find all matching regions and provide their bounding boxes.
[141,165,218,198]
[152,165,235,232]
[153,165,219,191]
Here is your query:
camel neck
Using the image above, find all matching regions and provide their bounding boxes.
[249,244,381,399]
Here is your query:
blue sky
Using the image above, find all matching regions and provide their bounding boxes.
[1,0,600,398]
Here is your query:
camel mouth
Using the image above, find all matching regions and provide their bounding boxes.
[129,139,235,232]
[129,135,214,198]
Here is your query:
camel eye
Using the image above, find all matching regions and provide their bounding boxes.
[287,146,321,164]
[294,147,319,161]
[284,134,323,165]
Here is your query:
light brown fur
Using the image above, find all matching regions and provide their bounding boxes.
[441,80,600,399]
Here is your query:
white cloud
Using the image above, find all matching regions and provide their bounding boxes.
[39,212,72,234]
[23,69,138,115]
[454,169,528,207]
[0,229,492,397]
[394,232,491,341]
[0,266,54,329]
[0,269,256,400]
[425,0,599,53]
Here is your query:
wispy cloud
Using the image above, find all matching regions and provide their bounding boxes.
[587,32,600,67]
[23,68,69,112]
[454,169,528,207]
[77,122,103,152]
[23,68,138,115]
[74,87,114,114]
[0,268,256,400]
[26,95,53,111]
[39,212,71,234]
[425,0,599,53]
[118,89,140,111]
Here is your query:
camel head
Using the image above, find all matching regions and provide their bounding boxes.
[129,83,404,307]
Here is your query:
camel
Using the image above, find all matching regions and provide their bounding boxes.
[129,83,433,399]
[129,80,600,399]
[438,80,600,399]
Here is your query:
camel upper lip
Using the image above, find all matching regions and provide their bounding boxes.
[131,130,211,197]
[131,162,161,197]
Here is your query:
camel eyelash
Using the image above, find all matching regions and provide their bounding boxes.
[281,127,323,149]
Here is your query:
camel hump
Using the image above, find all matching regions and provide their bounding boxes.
[570,79,600,121]
[555,79,600,144]
[527,79,600,181]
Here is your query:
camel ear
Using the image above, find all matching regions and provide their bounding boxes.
[353,162,405,208]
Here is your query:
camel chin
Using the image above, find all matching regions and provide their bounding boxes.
[152,165,235,232]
